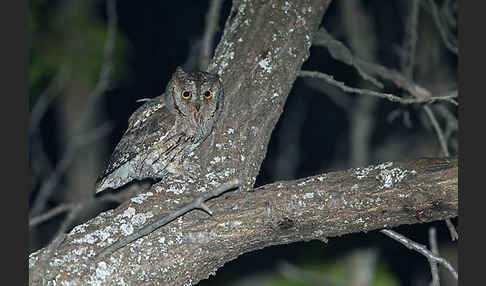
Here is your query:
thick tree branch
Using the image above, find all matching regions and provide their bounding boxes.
[29,157,457,285]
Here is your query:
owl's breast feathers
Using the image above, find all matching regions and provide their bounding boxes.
[95,101,178,193]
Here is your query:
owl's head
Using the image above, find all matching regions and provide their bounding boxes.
[164,67,224,139]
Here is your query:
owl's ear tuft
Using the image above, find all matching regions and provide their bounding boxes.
[175,66,186,77]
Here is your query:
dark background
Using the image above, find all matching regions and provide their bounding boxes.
[29,0,458,285]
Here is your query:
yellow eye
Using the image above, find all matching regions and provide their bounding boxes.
[204,90,212,99]
[181,90,191,100]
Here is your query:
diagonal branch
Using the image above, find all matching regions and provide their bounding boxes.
[381,229,457,280]
[95,179,240,260]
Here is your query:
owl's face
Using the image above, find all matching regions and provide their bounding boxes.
[165,67,224,139]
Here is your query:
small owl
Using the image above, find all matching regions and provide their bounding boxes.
[95,67,224,193]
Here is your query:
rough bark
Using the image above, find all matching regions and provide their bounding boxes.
[29,156,457,285]
[29,0,458,285]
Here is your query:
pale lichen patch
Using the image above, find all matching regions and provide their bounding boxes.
[88,261,114,286]
[376,167,413,189]
[119,207,136,219]
[158,236,166,244]
[303,192,314,199]
[68,224,87,236]
[73,246,88,257]
[73,225,115,245]
[29,253,38,268]
[130,192,154,204]
[120,223,134,236]
[166,184,185,195]
[258,58,272,73]
[131,212,154,227]
[184,232,210,244]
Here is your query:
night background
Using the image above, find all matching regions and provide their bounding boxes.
[29,0,458,285]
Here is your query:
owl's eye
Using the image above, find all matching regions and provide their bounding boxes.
[203,90,212,99]
[181,91,191,100]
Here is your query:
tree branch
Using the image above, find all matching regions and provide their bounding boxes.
[29,157,457,285]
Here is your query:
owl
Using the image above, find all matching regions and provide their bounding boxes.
[95,67,224,193]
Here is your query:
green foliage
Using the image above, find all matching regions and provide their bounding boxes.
[29,0,128,105]
[264,258,400,286]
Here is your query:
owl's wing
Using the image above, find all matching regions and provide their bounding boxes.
[95,99,177,193]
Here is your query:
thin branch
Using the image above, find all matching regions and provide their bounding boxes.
[30,122,114,216]
[427,0,458,55]
[423,106,458,241]
[441,0,457,29]
[423,106,449,157]
[73,0,118,130]
[301,77,352,109]
[400,0,421,79]
[311,27,458,106]
[29,0,118,217]
[428,227,440,286]
[29,69,69,135]
[433,103,458,146]
[380,229,458,280]
[95,178,241,260]
[29,70,69,188]
[313,28,384,89]
[299,71,456,105]
[29,203,75,227]
[444,218,458,241]
[200,0,224,71]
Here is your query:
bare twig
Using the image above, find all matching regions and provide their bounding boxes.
[441,0,457,29]
[380,229,458,280]
[30,122,113,216]
[29,203,75,227]
[428,227,440,286]
[95,178,241,260]
[423,106,449,157]
[29,69,69,135]
[301,77,352,109]
[200,0,224,71]
[444,218,458,241]
[400,0,421,79]
[423,106,458,240]
[427,0,458,55]
[30,70,69,187]
[310,25,458,107]
[29,0,118,217]
[73,0,118,130]
[299,71,456,105]
[313,28,383,89]
[433,103,458,150]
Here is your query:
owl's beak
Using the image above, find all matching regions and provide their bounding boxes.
[194,103,201,112]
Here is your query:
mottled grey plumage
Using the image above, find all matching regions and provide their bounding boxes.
[95,67,223,193]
